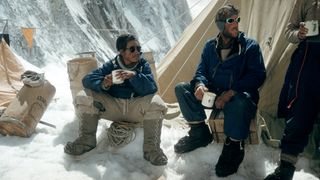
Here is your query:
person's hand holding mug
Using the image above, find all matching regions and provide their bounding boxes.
[112,69,136,85]
[298,22,308,40]
[102,74,112,87]
[194,84,208,101]
[119,70,136,80]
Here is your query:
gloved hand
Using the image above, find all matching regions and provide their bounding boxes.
[215,90,236,109]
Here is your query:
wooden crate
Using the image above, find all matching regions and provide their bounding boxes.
[208,111,261,144]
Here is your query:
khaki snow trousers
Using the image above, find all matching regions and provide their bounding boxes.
[74,89,167,123]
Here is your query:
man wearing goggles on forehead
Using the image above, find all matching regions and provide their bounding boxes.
[174,4,266,177]
[64,34,168,166]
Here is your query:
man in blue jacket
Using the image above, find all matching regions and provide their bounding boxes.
[174,5,266,177]
[64,34,168,166]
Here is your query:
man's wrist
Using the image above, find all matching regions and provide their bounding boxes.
[195,82,205,90]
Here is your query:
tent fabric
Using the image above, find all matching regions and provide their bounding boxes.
[157,0,319,158]
[240,0,297,117]
[0,39,24,107]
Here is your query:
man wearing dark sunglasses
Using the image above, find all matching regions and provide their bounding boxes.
[64,34,168,166]
[174,4,266,177]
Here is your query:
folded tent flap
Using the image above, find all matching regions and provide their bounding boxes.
[0,32,25,107]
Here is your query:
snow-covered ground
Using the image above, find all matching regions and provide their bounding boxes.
[0,56,318,180]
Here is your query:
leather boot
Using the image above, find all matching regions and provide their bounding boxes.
[264,160,295,180]
[64,113,99,155]
[174,122,213,154]
[143,119,168,166]
[215,137,245,177]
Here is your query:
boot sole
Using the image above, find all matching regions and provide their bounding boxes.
[65,147,98,161]
[143,153,168,166]
[148,160,168,166]
[174,141,211,154]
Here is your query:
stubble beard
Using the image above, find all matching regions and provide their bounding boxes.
[223,27,239,39]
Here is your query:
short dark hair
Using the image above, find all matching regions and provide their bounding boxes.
[116,34,138,51]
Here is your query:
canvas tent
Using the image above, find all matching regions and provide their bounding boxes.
[157,0,320,159]
[0,39,25,107]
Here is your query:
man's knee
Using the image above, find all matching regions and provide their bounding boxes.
[143,94,167,120]
[175,82,190,96]
[225,94,246,113]
[224,94,256,117]
[150,94,167,113]
[74,90,99,115]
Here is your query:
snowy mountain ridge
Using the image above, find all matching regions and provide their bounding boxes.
[0,0,192,67]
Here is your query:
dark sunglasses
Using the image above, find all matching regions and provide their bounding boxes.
[126,46,141,53]
[226,17,241,24]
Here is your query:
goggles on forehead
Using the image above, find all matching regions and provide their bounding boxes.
[126,46,141,53]
[225,17,241,24]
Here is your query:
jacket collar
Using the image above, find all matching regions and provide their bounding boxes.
[214,31,245,48]
[213,32,245,57]
[114,55,140,71]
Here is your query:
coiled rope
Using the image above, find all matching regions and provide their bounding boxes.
[106,121,139,148]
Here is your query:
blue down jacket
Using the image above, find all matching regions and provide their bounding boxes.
[82,55,157,99]
[190,32,266,104]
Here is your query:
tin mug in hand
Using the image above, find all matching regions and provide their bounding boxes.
[305,20,319,37]
[201,92,216,108]
[112,69,124,84]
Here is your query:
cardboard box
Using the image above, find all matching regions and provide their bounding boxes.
[208,111,260,144]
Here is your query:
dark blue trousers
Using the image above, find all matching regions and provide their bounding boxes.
[280,42,320,155]
[175,82,256,140]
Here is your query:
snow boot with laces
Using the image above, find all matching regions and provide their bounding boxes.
[143,119,168,166]
[64,113,99,156]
